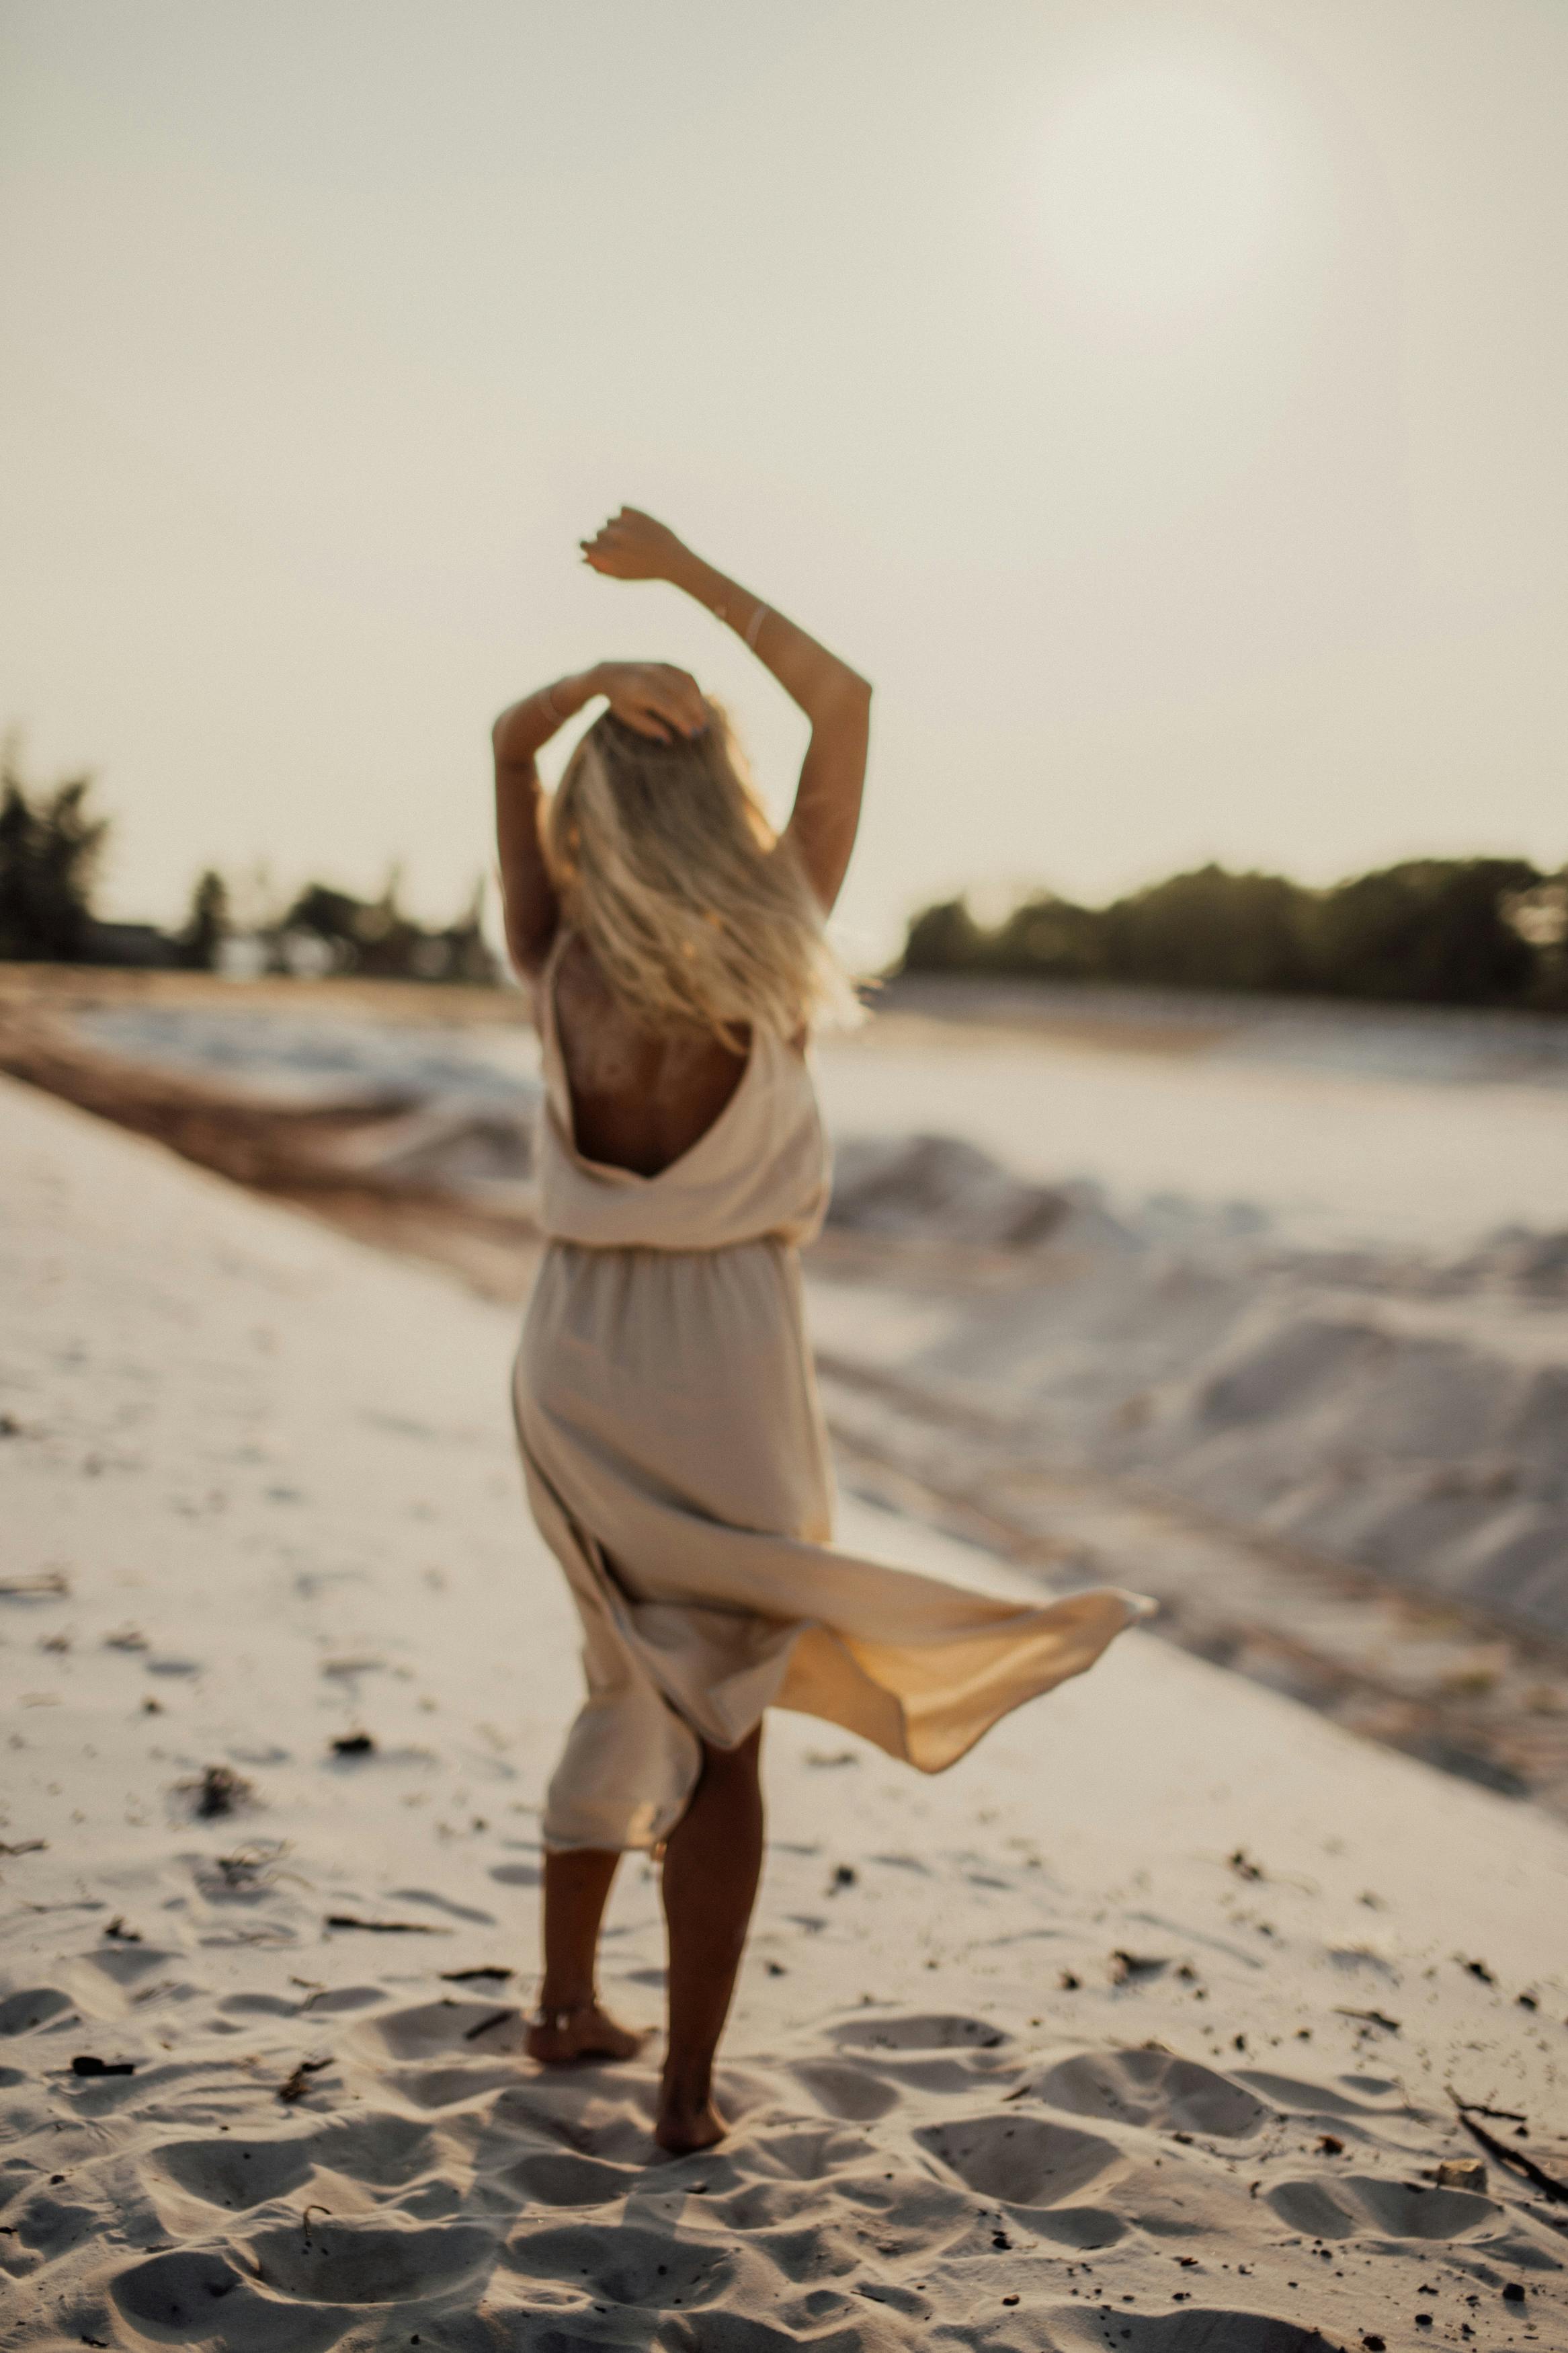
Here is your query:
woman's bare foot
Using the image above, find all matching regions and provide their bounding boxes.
[654,2091,729,2154]
[526,1999,645,2066]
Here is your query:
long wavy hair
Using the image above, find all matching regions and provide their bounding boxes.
[545,703,860,1047]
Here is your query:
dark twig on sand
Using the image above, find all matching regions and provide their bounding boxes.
[0,1838,46,1857]
[278,2057,331,2105]
[1334,2007,1401,2032]
[71,2055,134,2077]
[464,2007,511,2042]
[324,1913,442,1933]
[1454,2097,1527,2123]
[179,1764,253,1819]
[0,1570,70,1599]
[1449,2091,1568,2204]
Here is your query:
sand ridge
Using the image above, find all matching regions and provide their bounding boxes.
[2,1074,1566,2348]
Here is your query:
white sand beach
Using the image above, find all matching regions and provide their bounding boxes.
[3,1070,1567,2350]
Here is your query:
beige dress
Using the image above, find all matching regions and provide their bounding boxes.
[513,936,1151,1853]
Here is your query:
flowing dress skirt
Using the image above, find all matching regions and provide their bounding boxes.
[515,1234,1147,1853]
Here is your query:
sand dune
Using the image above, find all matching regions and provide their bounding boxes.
[817,1129,1568,1648]
[3,1073,1566,2348]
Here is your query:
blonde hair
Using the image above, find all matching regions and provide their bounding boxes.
[546,704,860,1047]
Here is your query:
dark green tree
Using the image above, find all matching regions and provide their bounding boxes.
[899,855,1561,1008]
[0,751,109,962]
[901,898,991,972]
[989,893,1104,980]
[1307,859,1541,1005]
[177,869,230,971]
[1100,866,1316,994]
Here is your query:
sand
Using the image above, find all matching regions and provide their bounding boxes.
[3,1072,1568,2351]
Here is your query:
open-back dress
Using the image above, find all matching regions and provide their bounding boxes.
[513,933,1151,1852]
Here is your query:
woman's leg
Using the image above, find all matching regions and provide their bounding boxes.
[527,1847,644,2063]
[657,1724,764,2153]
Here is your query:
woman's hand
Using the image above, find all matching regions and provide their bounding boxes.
[581,507,690,584]
[593,660,707,743]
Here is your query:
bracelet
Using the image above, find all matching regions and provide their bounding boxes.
[745,602,769,652]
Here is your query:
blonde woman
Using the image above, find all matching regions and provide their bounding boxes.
[493,508,1148,2153]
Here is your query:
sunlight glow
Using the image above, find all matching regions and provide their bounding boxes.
[1034,53,1288,325]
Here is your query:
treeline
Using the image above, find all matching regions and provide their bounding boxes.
[0,752,495,985]
[902,859,1568,1012]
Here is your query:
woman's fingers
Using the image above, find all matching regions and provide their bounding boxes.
[580,520,628,571]
[595,661,704,744]
[620,701,672,741]
[651,670,706,735]
[653,668,710,729]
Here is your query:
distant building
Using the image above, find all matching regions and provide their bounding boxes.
[85,920,179,969]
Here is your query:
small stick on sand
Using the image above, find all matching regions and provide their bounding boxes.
[278,2057,331,2105]
[324,1913,443,1933]
[1448,2091,1568,2204]
[464,2007,511,2042]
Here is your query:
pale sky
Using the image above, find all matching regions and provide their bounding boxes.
[2,0,1565,967]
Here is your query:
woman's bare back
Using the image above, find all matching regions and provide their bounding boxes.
[553,934,751,1178]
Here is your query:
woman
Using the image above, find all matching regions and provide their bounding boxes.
[493,508,1149,2154]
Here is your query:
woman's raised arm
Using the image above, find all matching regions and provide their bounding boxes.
[581,509,872,914]
[492,678,583,978]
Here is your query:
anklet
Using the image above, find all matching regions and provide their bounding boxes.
[529,2000,597,2031]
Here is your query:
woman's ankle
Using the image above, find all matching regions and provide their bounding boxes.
[660,2067,714,2112]
[536,1983,597,2018]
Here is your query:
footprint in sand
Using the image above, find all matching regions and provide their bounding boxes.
[502,2147,645,2207]
[81,1942,183,1990]
[1050,2308,1339,2352]
[1034,2046,1270,2139]
[739,2120,884,2180]
[486,2080,665,2168]
[501,2220,737,2311]
[0,1986,75,2036]
[1268,2173,1501,2241]
[785,2055,903,2121]
[830,2009,1012,2052]
[916,2110,1120,2208]
[1233,2066,1416,2123]
[826,2009,1018,2093]
[249,2216,495,2304]
[386,2059,525,2112]
[150,2133,315,2212]
[312,2112,438,2186]
[112,2250,346,2352]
